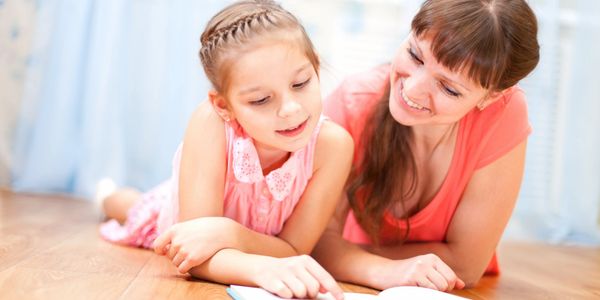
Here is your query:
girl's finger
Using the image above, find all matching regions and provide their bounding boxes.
[178,259,193,274]
[172,252,186,269]
[152,229,173,254]
[304,256,344,300]
[267,280,293,299]
[416,276,438,291]
[294,267,321,298]
[167,243,179,260]
[280,273,308,299]
[433,260,459,290]
[426,270,449,291]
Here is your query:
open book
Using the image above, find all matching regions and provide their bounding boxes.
[227,285,470,300]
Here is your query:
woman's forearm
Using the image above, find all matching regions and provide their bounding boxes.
[312,230,393,289]
[365,242,486,286]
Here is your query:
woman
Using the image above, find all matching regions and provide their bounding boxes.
[312,0,540,292]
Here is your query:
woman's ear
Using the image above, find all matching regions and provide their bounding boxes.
[477,90,504,111]
[208,90,234,122]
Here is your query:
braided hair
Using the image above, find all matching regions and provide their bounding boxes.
[199,0,319,96]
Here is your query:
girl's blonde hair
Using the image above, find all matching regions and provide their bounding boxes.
[199,0,319,96]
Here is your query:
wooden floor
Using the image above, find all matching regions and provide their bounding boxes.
[1,190,599,300]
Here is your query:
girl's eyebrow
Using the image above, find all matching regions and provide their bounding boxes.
[238,63,313,96]
[294,63,312,75]
[411,38,471,92]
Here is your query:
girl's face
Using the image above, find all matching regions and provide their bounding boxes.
[389,33,493,127]
[225,41,322,153]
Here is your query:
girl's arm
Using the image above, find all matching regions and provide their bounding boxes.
[155,121,355,263]
[156,117,352,298]
[189,249,343,299]
[177,101,227,220]
[359,140,528,287]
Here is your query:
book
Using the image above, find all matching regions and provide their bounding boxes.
[227,284,470,300]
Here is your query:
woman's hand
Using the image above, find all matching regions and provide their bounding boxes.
[378,254,465,292]
[153,217,238,273]
[252,255,345,300]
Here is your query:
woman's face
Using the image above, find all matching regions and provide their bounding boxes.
[389,33,493,127]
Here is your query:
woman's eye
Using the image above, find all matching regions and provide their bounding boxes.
[250,96,269,105]
[407,48,423,64]
[441,83,461,97]
[292,77,311,89]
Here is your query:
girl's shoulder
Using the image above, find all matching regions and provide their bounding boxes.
[182,101,227,152]
[188,101,226,132]
[312,120,354,172]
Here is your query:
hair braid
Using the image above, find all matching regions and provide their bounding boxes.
[198,0,319,95]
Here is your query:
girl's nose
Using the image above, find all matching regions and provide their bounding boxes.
[278,96,302,118]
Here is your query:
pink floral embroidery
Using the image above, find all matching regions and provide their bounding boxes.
[266,165,295,201]
[232,135,299,201]
[233,137,263,183]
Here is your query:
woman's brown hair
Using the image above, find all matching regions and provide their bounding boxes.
[347,0,540,243]
[199,0,319,97]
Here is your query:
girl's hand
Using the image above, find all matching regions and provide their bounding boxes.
[253,255,345,300]
[153,217,237,273]
[379,254,465,292]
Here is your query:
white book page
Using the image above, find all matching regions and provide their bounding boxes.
[228,285,469,300]
[378,286,470,300]
[228,285,379,300]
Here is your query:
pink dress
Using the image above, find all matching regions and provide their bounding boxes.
[100,117,325,249]
[325,65,531,274]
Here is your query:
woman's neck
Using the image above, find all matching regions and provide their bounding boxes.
[409,123,458,157]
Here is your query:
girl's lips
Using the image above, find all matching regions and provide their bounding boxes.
[276,118,309,137]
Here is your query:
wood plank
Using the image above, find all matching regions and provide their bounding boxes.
[0,191,599,299]
[0,265,134,300]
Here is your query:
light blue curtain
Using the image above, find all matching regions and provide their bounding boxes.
[505,0,600,245]
[558,0,600,244]
[8,0,600,245]
[12,0,226,197]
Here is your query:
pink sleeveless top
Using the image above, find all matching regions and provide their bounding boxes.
[324,65,531,274]
[102,117,325,248]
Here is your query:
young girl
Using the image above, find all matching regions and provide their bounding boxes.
[312,0,540,292]
[100,1,351,299]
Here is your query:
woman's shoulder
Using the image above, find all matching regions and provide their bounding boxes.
[467,86,531,169]
[335,64,390,98]
[324,65,389,135]
[474,86,529,128]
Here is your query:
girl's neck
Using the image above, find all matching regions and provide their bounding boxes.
[254,142,291,176]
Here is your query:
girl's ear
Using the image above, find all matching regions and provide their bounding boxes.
[477,90,504,111]
[208,90,234,122]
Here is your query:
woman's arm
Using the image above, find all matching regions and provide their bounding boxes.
[312,194,464,291]
[363,140,528,287]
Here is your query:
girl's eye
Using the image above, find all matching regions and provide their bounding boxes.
[441,83,461,97]
[292,77,311,89]
[250,96,269,105]
[407,47,423,64]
